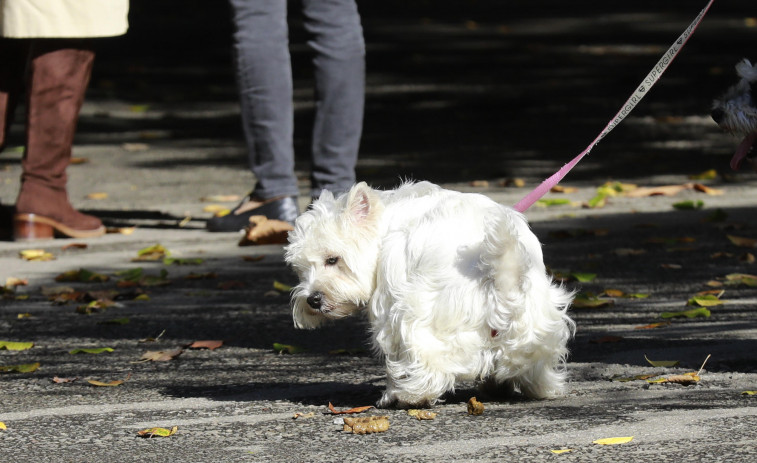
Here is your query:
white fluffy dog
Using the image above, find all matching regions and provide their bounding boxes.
[712,59,757,171]
[285,181,574,408]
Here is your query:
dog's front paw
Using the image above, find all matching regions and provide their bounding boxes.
[377,391,432,409]
[376,392,398,409]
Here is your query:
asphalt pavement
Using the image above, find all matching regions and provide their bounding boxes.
[1,1,757,461]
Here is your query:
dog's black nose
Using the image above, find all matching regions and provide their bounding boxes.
[711,107,725,124]
[307,291,323,309]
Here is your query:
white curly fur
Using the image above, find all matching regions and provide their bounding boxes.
[285,181,575,408]
[712,59,757,171]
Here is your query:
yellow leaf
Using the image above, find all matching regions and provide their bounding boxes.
[202,204,229,214]
[0,341,34,351]
[0,421,6,430]
[137,426,178,438]
[692,183,724,195]
[85,192,108,200]
[5,277,28,288]
[742,390,757,395]
[688,169,717,180]
[88,379,125,387]
[19,249,55,261]
[593,436,634,445]
[201,194,242,202]
[106,226,136,235]
[0,362,40,373]
[645,355,679,367]
[550,449,573,454]
[727,235,757,248]
[273,280,293,292]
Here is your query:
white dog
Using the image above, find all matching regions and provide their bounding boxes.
[285,181,574,408]
[712,59,757,171]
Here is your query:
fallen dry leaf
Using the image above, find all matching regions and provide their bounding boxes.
[202,204,229,214]
[692,183,724,195]
[0,362,40,373]
[408,409,437,420]
[0,341,33,351]
[328,402,375,415]
[727,235,757,249]
[293,412,316,419]
[593,436,634,445]
[137,426,178,438]
[52,377,78,384]
[201,194,242,203]
[550,185,578,194]
[634,321,671,330]
[467,396,485,415]
[186,340,223,350]
[61,243,88,251]
[239,215,293,246]
[106,226,136,235]
[644,355,679,367]
[625,184,688,197]
[342,416,390,434]
[5,277,28,288]
[138,349,183,362]
[19,249,55,261]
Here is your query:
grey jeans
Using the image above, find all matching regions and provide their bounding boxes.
[228,0,365,200]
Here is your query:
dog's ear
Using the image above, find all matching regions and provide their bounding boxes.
[736,59,757,82]
[346,182,375,222]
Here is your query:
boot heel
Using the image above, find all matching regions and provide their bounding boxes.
[13,214,54,241]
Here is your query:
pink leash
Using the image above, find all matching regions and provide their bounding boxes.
[514,0,716,213]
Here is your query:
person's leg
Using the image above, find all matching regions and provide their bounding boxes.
[13,39,105,240]
[208,0,299,231]
[302,0,365,199]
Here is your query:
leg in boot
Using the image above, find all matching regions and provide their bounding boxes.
[14,39,105,240]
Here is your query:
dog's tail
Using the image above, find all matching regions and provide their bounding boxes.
[480,207,575,396]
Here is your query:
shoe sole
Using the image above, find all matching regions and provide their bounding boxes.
[13,213,106,241]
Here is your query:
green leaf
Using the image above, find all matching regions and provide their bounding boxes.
[687,295,725,307]
[0,362,40,373]
[644,355,680,367]
[673,200,704,210]
[115,268,144,282]
[571,294,614,309]
[689,169,717,180]
[586,193,607,209]
[55,268,110,283]
[69,347,114,355]
[536,198,573,207]
[0,341,34,351]
[273,281,293,292]
[273,343,307,354]
[660,307,711,319]
[724,273,757,287]
[571,272,597,283]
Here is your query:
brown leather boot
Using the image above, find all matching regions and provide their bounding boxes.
[13,40,105,241]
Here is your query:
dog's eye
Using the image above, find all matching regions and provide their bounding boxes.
[325,256,340,266]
